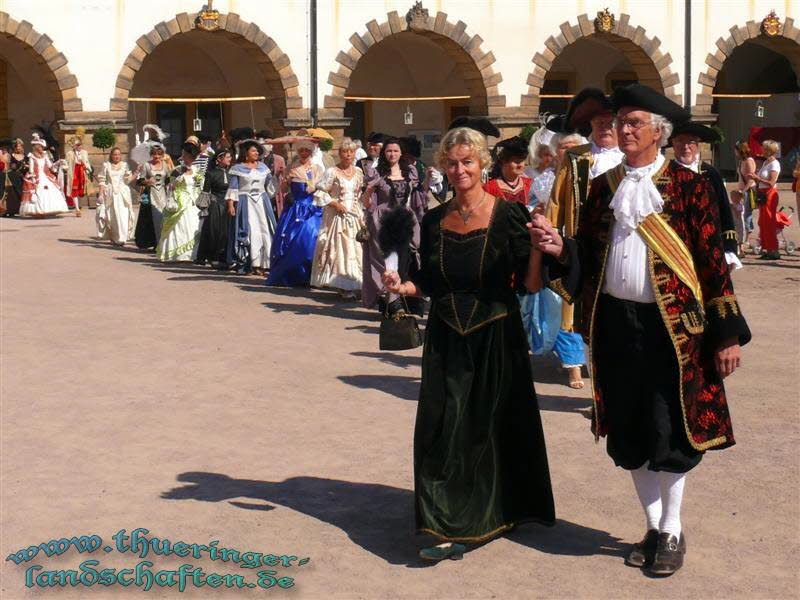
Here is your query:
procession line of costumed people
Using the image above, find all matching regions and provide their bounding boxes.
[379,84,749,577]
[74,85,751,576]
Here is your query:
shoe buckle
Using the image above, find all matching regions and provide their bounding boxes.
[668,541,677,551]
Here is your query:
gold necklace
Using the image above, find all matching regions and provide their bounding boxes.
[454,192,487,224]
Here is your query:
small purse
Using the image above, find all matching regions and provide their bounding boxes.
[356,226,370,243]
[379,298,423,351]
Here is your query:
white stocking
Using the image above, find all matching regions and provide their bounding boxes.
[658,471,686,538]
[630,466,662,531]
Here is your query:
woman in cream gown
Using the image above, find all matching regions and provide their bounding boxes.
[157,143,203,262]
[97,147,134,245]
[310,138,366,296]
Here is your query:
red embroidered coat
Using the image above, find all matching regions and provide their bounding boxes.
[548,160,751,452]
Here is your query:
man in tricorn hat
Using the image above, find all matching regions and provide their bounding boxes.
[545,88,624,236]
[530,84,751,576]
[357,131,386,173]
[670,121,740,270]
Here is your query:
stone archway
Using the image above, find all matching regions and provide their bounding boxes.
[694,16,800,115]
[0,11,82,128]
[522,13,682,114]
[110,11,303,128]
[322,7,505,133]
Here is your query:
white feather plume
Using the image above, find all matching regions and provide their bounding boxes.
[142,123,168,142]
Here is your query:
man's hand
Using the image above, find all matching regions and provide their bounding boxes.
[715,338,741,378]
[528,214,564,257]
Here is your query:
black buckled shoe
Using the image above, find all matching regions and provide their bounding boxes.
[647,532,686,576]
[625,529,659,568]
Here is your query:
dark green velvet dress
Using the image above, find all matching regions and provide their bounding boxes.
[411,199,555,543]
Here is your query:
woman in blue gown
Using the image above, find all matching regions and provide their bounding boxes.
[266,139,325,286]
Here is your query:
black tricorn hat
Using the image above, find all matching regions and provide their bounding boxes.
[400,136,422,158]
[493,136,529,159]
[611,84,690,122]
[566,87,612,134]
[544,115,573,135]
[366,131,387,144]
[447,116,500,138]
[669,121,721,145]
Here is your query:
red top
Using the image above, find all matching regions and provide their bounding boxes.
[483,177,532,205]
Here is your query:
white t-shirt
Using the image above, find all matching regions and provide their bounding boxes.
[758,158,780,188]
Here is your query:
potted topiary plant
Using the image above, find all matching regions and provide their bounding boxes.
[92,127,116,153]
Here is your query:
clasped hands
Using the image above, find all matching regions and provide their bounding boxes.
[526,216,741,378]
[528,214,564,257]
[382,270,407,295]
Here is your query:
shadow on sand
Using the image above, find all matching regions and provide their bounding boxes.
[162,472,626,567]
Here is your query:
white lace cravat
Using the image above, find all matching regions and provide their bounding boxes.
[609,153,666,234]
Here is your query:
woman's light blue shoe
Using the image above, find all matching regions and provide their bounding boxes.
[419,543,466,561]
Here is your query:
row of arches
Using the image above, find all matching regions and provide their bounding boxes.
[0,8,797,166]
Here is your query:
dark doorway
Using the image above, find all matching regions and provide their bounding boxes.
[156,103,186,159]
[344,100,365,142]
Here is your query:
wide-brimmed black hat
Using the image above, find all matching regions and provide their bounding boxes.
[493,136,529,159]
[669,121,721,144]
[447,116,500,138]
[611,84,690,122]
[366,131,387,144]
[400,136,422,158]
[566,87,612,134]
[544,115,573,135]
[229,127,256,145]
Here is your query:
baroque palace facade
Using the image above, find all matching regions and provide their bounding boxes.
[0,0,797,173]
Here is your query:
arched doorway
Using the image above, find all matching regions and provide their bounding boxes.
[696,16,800,176]
[522,12,681,117]
[113,11,302,159]
[324,7,502,162]
[0,12,81,143]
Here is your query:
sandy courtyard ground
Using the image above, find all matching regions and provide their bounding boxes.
[1,194,799,599]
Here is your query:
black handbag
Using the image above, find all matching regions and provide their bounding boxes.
[379,298,422,351]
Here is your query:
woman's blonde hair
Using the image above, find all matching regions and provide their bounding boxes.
[435,127,492,170]
[339,137,357,152]
[762,139,780,158]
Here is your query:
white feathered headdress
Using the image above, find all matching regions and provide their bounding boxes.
[142,123,168,142]
[130,124,169,167]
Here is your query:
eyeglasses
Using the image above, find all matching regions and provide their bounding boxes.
[614,118,654,131]
[676,139,700,146]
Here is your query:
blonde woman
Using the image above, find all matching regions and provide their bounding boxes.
[310,138,365,297]
[749,139,781,259]
[382,127,554,561]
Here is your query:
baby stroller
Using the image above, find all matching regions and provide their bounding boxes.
[776,206,796,255]
[752,206,795,256]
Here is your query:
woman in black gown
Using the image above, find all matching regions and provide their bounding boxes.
[383,127,555,561]
[196,149,233,267]
[2,139,26,217]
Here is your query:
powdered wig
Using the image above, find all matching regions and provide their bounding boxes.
[338,137,357,152]
[531,144,554,170]
[762,139,780,158]
[549,132,588,155]
[435,127,492,171]
[650,113,674,148]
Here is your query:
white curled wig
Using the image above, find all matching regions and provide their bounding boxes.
[650,113,674,148]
